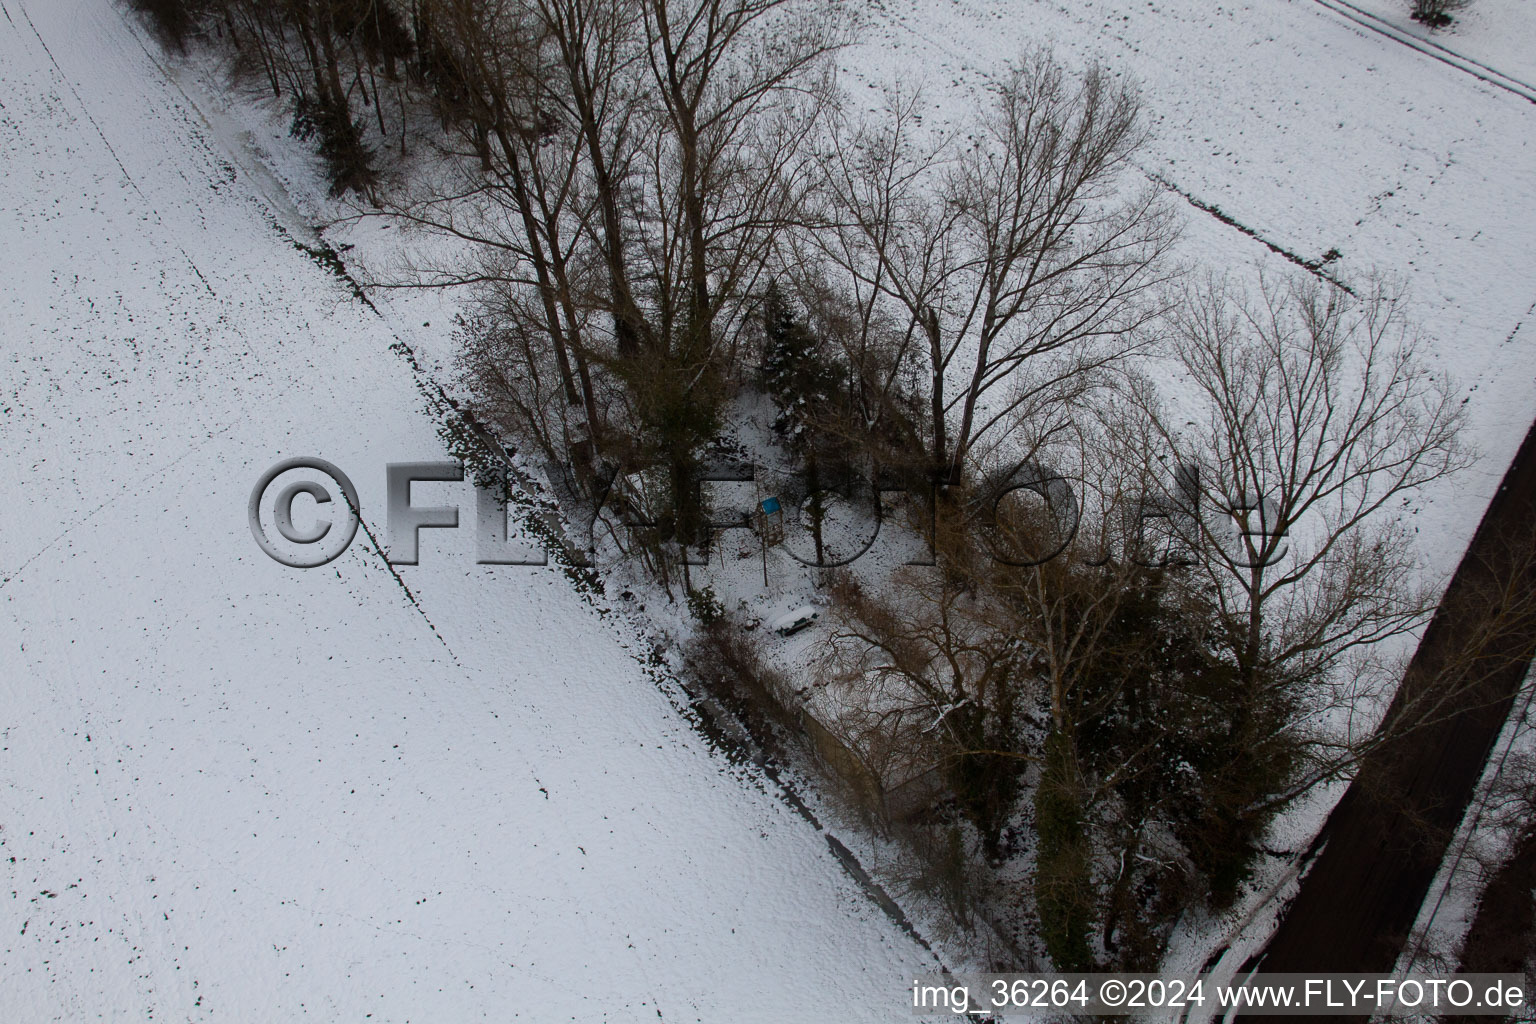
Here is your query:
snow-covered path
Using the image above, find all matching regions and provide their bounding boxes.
[0,2,934,1020]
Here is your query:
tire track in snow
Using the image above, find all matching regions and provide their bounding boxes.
[29,0,463,659]
[0,418,243,592]
[1309,0,1536,105]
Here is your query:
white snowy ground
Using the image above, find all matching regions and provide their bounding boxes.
[0,1,941,1021]
[2,0,1534,1013]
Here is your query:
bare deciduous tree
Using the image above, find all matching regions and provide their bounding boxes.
[1140,271,1472,826]
[818,562,1028,853]
[1150,273,1469,691]
[816,51,1177,484]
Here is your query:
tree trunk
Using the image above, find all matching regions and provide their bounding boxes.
[922,306,949,480]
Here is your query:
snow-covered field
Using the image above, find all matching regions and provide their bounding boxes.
[2,0,1533,1017]
[0,1,939,1020]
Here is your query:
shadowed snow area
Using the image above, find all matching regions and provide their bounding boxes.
[0,1,935,1019]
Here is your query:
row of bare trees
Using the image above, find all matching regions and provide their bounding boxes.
[134,0,1178,542]
[380,2,1190,582]
[135,0,1488,972]
[378,0,852,553]
[815,274,1471,967]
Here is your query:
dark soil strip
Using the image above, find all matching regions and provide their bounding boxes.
[1241,418,1536,1009]
[1146,174,1353,294]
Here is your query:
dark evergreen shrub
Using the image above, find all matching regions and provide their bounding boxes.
[291,95,377,197]
[127,0,197,51]
[1034,731,1096,970]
